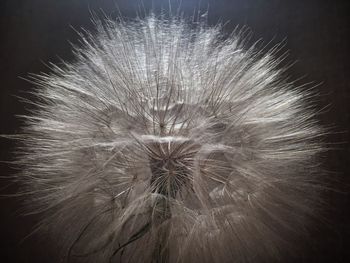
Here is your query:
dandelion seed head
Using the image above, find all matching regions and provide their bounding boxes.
[16,14,326,263]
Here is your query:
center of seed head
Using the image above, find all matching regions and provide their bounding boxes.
[142,136,198,198]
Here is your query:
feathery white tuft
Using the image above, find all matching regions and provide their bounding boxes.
[17,14,325,263]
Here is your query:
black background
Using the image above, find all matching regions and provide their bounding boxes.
[0,0,349,262]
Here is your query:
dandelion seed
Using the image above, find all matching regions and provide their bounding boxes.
[15,14,326,263]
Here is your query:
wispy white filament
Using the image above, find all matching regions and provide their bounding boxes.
[16,14,326,263]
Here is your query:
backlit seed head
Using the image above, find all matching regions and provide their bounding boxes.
[16,14,326,263]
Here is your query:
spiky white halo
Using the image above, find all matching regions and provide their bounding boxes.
[18,14,325,263]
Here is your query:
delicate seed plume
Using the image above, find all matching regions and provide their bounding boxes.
[16,14,325,263]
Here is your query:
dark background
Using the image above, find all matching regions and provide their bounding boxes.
[0,0,349,262]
